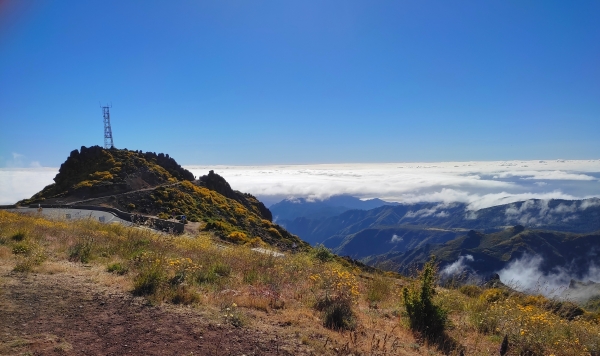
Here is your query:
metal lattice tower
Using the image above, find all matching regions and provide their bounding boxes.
[102,105,114,149]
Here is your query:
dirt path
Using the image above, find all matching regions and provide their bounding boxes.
[0,265,309,356]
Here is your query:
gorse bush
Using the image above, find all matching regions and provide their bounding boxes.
[311,263,360,330]
[471,294,600,355]
[402,256,448,339]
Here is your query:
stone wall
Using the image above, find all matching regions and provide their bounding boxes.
[23,204,185,234]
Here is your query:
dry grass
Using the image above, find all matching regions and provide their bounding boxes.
[1,209,599,355]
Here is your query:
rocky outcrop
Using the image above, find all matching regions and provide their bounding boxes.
[197,170,272,222]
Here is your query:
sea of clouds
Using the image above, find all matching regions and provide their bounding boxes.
[187,160,600,208]
[2,159,600,207]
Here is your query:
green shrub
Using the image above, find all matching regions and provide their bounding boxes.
[68,238,94,263]
[107,262,128,275]
[313,244,334,262]
[12,244,45,273]
[243,268,259,284]
[196,268,219,285]
[133,262,165,296]
[170,286,200,305]
[11,230,27,242]
[12,242,31,255]
[403,257,448,339]
[316,297,356,330]
[212,261,231,277]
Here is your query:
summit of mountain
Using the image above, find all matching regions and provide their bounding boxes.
[17,146,306,250]
[19,145,195,205]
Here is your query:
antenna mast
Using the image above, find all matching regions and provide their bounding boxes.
[102,105,114,149]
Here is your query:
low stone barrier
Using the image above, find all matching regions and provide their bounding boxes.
[25,204,185,234]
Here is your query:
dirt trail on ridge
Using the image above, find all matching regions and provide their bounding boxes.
[0,264,306,356]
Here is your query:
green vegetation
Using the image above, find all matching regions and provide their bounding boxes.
[106,262,128,275]
[140,181,307,248]
[68,237,94,263]
[403,257,448,339]
[1,210,599,355]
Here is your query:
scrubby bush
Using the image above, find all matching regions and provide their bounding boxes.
[133,259,165,296]
[313,244,334,262]
[107,262,128,275]
[311,263,359,330]
[11,230,26,241]
[479,288,508,304]
[402,257,448,339]
[320,298,356,330]
[170,285,200,305]
[68,237,94,263]
[12,242,31,255]
[212,261,231,277]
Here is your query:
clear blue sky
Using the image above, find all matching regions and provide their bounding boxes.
[1,1,599,166]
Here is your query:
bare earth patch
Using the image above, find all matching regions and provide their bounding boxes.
[0,264,312,356]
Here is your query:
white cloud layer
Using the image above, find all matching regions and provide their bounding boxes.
[0,168,58,205]
[442,255,474,277]
[186,159,600,208]
[2,159,600,207]
[498,254,600,300]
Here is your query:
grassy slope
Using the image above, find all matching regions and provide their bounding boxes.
[1,210,599,355]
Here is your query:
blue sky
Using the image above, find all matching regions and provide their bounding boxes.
[1,1,599,167]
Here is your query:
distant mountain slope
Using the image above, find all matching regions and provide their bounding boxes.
[280,199,600,250]
[368,226,600,278]
[17,146,307,250]
[327,226,462,260]
[271,195,396,222]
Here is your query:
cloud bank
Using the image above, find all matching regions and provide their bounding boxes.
[441,255,474,277]
[498,254,600,300]
[0,168,58,205]
[186,160,600,208]
[2,159,600,207]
